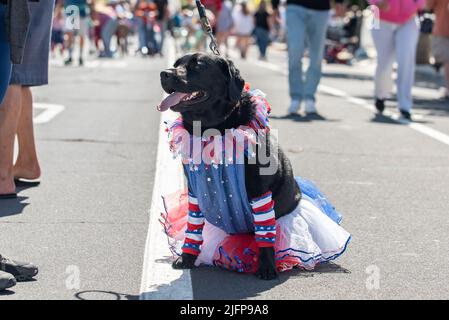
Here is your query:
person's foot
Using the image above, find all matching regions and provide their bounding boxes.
[375,98,385,114]
[0,271,16,291]
[139,47,149,55]
[64,57,73,66]
[399,109,412,121]
[79,57,84,66]
[438,87,449,100]
[0,174,16,197]
[0,255,38,281]
[288,99,301,115]
[304,99,317,115]
[99,52,113,59]
[13,163,41,181]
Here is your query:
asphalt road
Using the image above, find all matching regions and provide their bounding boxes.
[0,56,163,300]
[1,39,449,300]
[189,45,449,300]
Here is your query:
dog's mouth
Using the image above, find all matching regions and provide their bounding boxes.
[157,91,208,112]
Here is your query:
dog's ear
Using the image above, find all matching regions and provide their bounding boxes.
[219,58,245,102]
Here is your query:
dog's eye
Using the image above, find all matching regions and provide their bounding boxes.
[195,61,206,70]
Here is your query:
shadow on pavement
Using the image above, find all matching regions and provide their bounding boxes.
[370,113,401,125]
[270,113,340,123]
[190,262,350,300]
[322,71,373,82]
[140,269,194,300]
[415,71,445,90]
[0,196,29,218]
[349,93,449,119]
[0,289,15,296]
[0,182,41,218]
[413,97,449,117]
[74,290,139,300]
[371,113,433,125]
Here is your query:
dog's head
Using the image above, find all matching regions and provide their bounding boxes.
[158,53,245,127]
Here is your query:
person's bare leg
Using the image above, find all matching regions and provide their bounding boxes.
[79,35,85,53]
[79,35,85,65]
[65,32,74,64]
[13,87,41,181]
[236,37,243,58]
[0,85,22,194]
[241,37,250,59]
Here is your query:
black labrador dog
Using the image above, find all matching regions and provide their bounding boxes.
[159,53,301,280]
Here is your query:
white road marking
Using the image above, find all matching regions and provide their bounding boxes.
[140,39,194,300]
[33,103,65,124]
[246,58,449,148]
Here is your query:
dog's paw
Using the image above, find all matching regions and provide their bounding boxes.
[172,253,197,269]
[255,247,278,280]
[255,264,278,280]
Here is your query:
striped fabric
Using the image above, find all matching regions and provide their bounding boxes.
[251,191,276,247]
[182,194,205,256]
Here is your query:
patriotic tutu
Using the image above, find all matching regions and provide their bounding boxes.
[161,177,351,273]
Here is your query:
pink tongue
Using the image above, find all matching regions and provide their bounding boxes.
[157,92,189,112]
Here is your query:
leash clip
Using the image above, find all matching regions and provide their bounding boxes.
[196,0,221,56]
[208,32,221,56]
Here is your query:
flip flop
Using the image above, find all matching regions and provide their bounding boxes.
[0,193,17,200]
[14,178,41,186]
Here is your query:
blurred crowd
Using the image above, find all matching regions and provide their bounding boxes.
[172,0,288,59]
[48,1,408,68]
[51,0,170,65]
[50,0,288,63]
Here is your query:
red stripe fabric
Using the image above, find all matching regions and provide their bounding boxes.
[252,200,274,213]
[251,191,272,203]
[183,195,204,255]
[258,242,276,248]
[188,203,201,212]
[256,232,276,238]
[251,192,276,248]
[184,237,203,245]
[253,218,276,226]
[182,247,200,256]
[187,222,205,231]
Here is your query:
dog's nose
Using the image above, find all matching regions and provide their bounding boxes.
[161,70,174,79]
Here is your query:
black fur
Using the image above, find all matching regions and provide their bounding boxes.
[160,53,301,280]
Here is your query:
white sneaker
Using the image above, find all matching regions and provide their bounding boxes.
[304,99,317,114]
[438,87,449,99]
[288,99,301,115]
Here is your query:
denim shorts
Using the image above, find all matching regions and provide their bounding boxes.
[0,4,12,103]
[10,0,54,87]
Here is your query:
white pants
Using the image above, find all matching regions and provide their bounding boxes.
[371,17,420,112]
